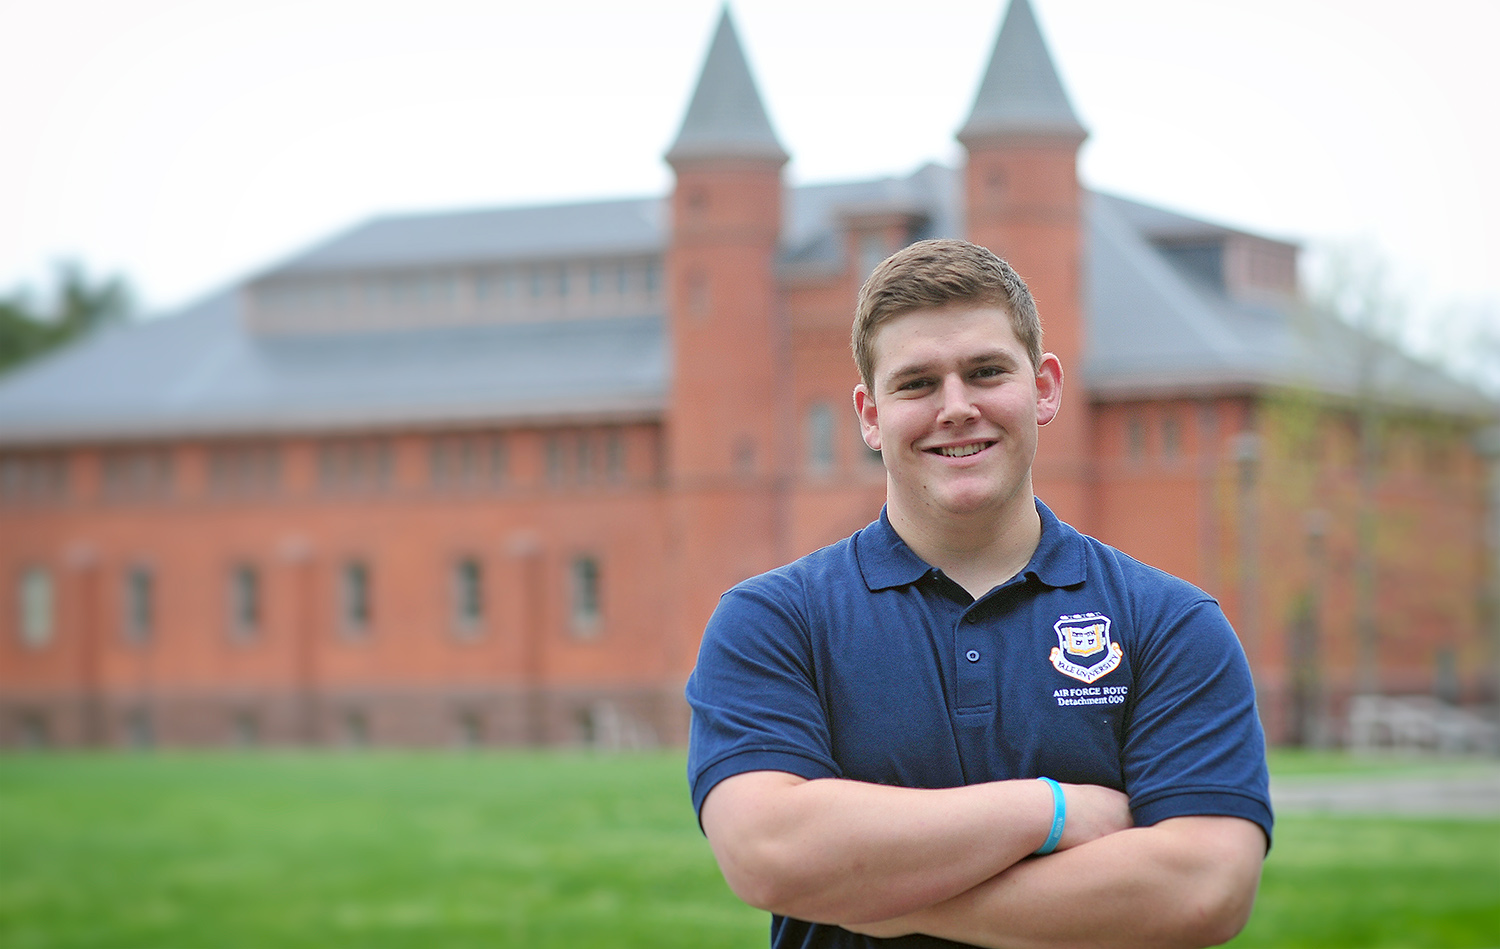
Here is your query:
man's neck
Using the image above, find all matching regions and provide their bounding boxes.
[888,492,1042,599]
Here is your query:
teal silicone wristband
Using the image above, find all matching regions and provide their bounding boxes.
[1035,777,1065,855]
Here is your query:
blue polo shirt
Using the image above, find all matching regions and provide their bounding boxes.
[686,500,1272,948]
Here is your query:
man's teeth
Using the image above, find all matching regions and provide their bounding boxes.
[935,443,989,457]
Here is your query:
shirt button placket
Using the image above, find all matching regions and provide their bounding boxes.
[955,609,989,711]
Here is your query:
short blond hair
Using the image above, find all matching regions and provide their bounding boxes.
[852,239,1042,391]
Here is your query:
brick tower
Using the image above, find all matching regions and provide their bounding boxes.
[959,0,1094,530]
[663,8,790,676]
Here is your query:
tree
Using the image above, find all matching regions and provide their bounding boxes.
[1303,242,1498,712]
[0,261,133,375]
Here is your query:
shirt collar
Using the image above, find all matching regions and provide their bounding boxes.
[855,498,1088,592]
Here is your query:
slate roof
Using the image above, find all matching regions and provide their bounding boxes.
[2,168,1489,447]
[665,8,787,165]
[0,292,666,443]
[1083,192,1491,415]
[264,197,665,277]
[959,0,1086,141]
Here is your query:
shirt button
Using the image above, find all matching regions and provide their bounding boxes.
[965,649,981,663]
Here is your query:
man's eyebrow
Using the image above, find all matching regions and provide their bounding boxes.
[884,349,1019,383]
[885,361,936,383]
[963,349,1019,367]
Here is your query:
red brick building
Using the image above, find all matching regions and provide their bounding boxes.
[2,1,1495,750]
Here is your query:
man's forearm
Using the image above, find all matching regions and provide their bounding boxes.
[701,771,1131,925]
[847,816,1265,949]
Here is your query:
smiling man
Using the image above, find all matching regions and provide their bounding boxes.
[686,239,1272,949]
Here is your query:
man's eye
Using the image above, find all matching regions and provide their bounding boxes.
[973,366,1004,379]
[897,378,931,391]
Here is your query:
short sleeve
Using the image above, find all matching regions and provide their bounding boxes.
[1120,596,1274,845]
[685,575,842,821]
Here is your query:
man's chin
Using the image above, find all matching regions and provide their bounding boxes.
[926,480,1033,519]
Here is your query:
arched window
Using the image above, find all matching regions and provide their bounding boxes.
[341,560,371,635]
[123,566,153,644]
[17,567,53,649]
[228,564,260,639]
[570,555,602,639]
[453,557,483,634]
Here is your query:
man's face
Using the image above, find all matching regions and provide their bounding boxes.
[853,304,1061,523]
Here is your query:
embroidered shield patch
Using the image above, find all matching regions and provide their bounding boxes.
[1050,612,1123,684]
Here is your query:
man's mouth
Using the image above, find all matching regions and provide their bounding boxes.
[929,442,994,458]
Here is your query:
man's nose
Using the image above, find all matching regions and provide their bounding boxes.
[936,375,979,423]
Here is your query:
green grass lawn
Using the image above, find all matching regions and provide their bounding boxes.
[0,752,763,949]
[0,750,1496,948]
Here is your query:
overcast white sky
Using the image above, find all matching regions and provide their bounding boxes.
[2,0,1496,353]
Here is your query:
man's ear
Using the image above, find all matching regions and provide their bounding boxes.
[1035,353,1063,426]
[853,384,881,451]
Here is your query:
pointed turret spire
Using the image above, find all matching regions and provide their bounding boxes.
[958,0,1085,142]
[666,7,787,165]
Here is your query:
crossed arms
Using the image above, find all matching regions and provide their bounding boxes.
[701,770,1265,949]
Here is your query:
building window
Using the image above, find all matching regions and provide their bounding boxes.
[529,266,545,299]
[318,439,392,493]
[0,452,68,504]
[208,444,280,497]
[806,403,835,474]
[17,567,53,649]
[644,260,661,298]
[545,434,566,484]
[577,433,597,483]
[570,555,601,638]
[453,558,483,633]
[1126,415,1147,463]
[102,448,173,501]
[1162,414,1182,460]
[123,566,153,644]
[478,268,519,304]
[341,560,371,635]
[605,430,625,482]
[430,433,506,488]
[228,565,260,639]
